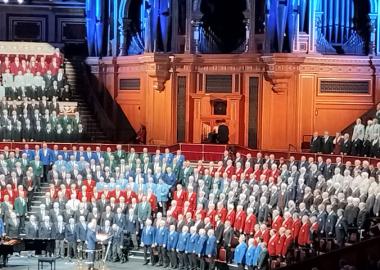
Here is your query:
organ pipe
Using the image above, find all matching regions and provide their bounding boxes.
[345,0,350,39]
[323,0,327,35]
[340,0,347,42]
[350,0,354,34]
[328,0,333,42]
[299,0,306,32]
[334,0,339,43]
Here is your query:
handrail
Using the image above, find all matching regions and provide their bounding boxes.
[288,144,297,152]
[1,142,380,164]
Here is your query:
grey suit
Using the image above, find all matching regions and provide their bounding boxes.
[257,248,269,270]
[25,221,39,238]
[5,218,20,237]
[137,202,151,223]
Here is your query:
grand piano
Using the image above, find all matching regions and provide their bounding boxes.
[0,237,55,267]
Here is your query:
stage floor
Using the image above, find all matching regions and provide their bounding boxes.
[3,256,149,270]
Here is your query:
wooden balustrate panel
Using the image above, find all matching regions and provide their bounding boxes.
[180,144,204,161]
[2,142,380,166]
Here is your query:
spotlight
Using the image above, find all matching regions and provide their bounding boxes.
[17,0,23,3]
[3,0,9,3]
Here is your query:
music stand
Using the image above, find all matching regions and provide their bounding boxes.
[97,233,112,270]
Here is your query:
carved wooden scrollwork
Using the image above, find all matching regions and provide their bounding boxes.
[142,53,172,92]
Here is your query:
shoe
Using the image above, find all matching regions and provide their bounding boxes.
[143,262,149,265]
[163,265,169,268]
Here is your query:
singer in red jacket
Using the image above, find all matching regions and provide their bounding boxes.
[291,214,302,243]
[271,210,283,232]
[297,216,311,246]
[268,230,279,256]
[206,204,217,227]
[224,160,235,178]
[172,184,187,208]
[216,202,227,222]
[281,212,294,230]
[275,228,287,256]
[225,206,236,227]
[233,205,246,233]
[281,230,294,258]
[243,208,257,236]
[186,186,197,210]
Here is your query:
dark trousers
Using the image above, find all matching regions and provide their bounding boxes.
[42,165,50,183]
[27,193,33,211]
[36,176,41,191]
[238,263,245,270]
[112,243,122,261]
[189,253,197,270]
[19,215,25,230]
[178,251,187,269]
[199,256,206,270]
[157,246,167,266]
[168,249,178,268]
[224,246,232,263]
[46,240,54,256]
[163,247,170,266]
[88,251,95,269]
[208,256,215,270]
[77,241,86,259]
[143,245,154,264]
[158,202,167,216]
[67,242,77,259]
[121,247,129,262]
[336,238,345,248]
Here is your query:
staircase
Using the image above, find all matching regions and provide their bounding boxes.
[341,106,377,136]
[64,60,110,142]
[28,183,49,217]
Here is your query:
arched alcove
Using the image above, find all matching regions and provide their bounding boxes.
[198,0,247,53]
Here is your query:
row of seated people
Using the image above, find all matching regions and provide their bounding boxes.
[1,69,70,101]
[311,115,380,158]
[0,49,63,75]
[0,146,379,269]
[0,106,84,142]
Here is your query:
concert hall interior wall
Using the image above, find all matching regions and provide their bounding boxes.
[86,53,380,151]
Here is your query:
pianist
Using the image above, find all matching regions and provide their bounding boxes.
[5,212,19,238]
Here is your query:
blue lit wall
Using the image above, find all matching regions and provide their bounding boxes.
[83,0,380,56]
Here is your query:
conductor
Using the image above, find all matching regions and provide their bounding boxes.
[86,222,97,270]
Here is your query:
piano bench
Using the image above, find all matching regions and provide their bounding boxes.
[38,257,57,270]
